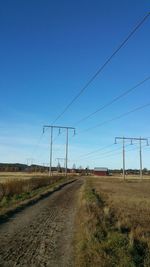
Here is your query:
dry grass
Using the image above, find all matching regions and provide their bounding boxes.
[0,172,48,183]
[0,176,62,199]
[0,171,76,183]
[94,174,150,180]
[0,175,70,213]
[90,176,150,235]
[75,177,150,267]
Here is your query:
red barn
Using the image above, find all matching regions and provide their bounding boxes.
[94,167,108,176]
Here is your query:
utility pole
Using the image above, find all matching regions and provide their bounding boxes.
[65,128,68,177]
[123,137,125,180]
[43,125,75,177]
[50,126,53,176]
[115,137,149,180]
[139,137,142,180]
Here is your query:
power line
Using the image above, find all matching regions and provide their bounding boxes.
[43,125,75,176]
[69,143,149,171]
[115,136,149,179]
[69,143,149,168]
[75,75,150,125]
[72,143,130,162]
[78,143,148,163]
[78,143,115,158]
[82,102,150,133]
[52,13,150,124]
[82,144,132,160]
[83,146,123,160]
[93,144,146,159]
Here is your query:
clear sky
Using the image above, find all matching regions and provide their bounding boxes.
[0,0,150,169]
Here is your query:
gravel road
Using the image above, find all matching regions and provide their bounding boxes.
[0,179,83,267]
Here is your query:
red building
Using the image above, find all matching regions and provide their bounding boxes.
[93,167,108,176]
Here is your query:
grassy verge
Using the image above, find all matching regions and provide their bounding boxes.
[75,179,150,267]
[0,176,75,216]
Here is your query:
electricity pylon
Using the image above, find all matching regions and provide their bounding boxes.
[115,137,149,180]
[43,125,76,176]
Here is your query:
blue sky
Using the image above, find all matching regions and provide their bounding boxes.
[0,0,150,169]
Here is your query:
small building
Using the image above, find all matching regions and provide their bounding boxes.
[93,167,108,176]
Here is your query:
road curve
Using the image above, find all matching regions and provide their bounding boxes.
[0,179,83,267]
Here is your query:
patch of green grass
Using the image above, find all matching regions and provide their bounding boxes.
[84,186,104,206]
[101,232,135,267]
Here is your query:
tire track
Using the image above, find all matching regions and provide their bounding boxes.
[0,179,83,267]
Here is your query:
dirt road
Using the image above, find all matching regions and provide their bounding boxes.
[0,179,83,267]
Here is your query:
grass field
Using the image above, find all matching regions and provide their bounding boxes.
[0,172,49,183]
[94,174,150,180]
[90,176,150,234]
[0,171,72,183]
[76,176,150,267]
[0,173,73,215]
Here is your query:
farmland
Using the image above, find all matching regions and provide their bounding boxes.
[0,173,45,189]
[0,171,66,183]
[0,172,75,218]
[0,175,150,266]
[75,176,150,267]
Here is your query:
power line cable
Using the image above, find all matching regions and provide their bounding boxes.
[97,147,133,160]
[72,143,128,162]
[75,75,150,125]
[52,13,150,125]
[91,144,147,159]
[83,144,131,160]
[82,102,150,133]
[72,147,123,162]
[84,143,147,161]
[100,143,148,160]
[70,144,148,166]
[78,143,115,158]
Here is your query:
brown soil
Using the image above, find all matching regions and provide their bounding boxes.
[0,179,83,267]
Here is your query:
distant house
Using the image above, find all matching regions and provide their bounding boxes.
[93,167,109,176]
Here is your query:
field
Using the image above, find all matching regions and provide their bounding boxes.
[75,176,150,267]
[95,174,150,180]
[1,174,150,266]
[0,172,63,183]
[90,176,150,234]
[0,171,77,183]
[0,172,73,216]
[0,172,46,183]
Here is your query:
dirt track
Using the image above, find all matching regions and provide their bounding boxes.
[0,179,83,267]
